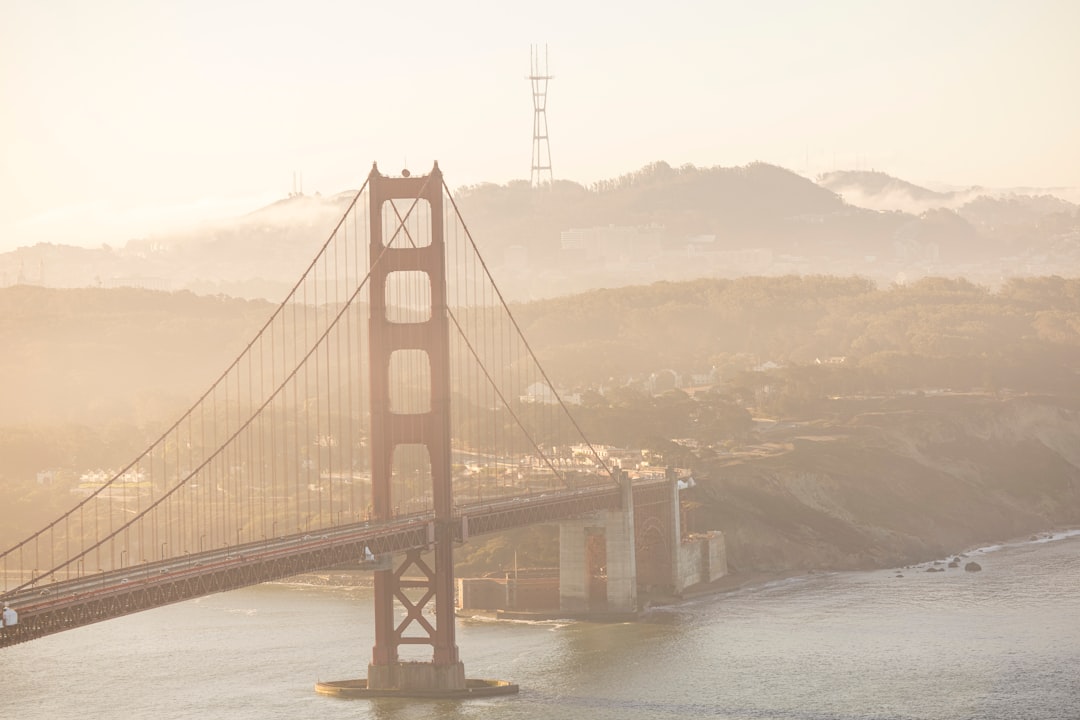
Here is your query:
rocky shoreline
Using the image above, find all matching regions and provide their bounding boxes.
[273,530,1079,622]
[662,528,1079,609]
[694,396,1080,576]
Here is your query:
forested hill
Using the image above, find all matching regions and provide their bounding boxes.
[2,274,1079,431]
[0,285,273,427]
[5,161,1077,301]
[3,279,1080,571]
[514,274,1080,397]
[455,161,849,260]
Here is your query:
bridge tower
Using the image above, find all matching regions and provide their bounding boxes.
[362,162,465,693]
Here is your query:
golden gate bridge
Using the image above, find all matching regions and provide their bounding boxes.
[0,163,709,697]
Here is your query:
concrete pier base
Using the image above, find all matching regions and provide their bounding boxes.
[368,660,466,692]
[315,675,518,699]
[315,660,518,699]
[559,473,637,613]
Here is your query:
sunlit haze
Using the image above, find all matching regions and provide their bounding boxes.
[2,0,1078,252]
[5,3,1080,716]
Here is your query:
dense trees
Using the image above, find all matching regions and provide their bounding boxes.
[0,285,273,426]
[454,161,854,265]
[514,274,1080,396]
[2,275,1080,504]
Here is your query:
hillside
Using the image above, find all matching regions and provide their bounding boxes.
[5,162,1077,302]
[818,170,955,211]
[696,395,1080,572]
[4,275,1080,429]
[820,170,1080,265]
[0,285,273,426]
[2,280,1079,575]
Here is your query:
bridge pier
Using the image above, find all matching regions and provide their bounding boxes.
[637,477,727,598]
[559,472,637,615]
[552,475,728,617]
[365,660,465,693]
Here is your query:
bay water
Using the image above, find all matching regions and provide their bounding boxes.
[2,532,1078,719]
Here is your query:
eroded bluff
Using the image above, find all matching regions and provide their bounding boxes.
[695,396,1080,572]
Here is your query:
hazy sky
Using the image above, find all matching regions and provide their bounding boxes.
[2,0,1078,251]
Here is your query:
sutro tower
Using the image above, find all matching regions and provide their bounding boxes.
[529,44,553,188]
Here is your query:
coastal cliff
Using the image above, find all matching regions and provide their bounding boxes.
[696,396,1080,573]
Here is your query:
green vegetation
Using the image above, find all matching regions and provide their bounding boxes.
[3,275,1080,565]
[456,161,849,262]
[455,526,558,577]
[515,274,1080,397]
[4,274,1080,468]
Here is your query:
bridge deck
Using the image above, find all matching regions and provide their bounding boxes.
[1,481,669,648]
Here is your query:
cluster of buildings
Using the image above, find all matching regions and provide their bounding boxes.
[69,469,150,500]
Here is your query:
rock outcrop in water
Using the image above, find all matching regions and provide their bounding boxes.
[695,396,1080,573]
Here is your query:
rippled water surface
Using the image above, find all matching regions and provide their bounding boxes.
[3,533,1078,719]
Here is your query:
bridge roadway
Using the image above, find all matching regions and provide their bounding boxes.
[1,477,669,648]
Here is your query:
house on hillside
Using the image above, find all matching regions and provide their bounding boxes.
[519,382,581,405]
[560,224,663,264]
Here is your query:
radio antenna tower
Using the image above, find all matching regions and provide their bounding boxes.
[529,44,553,188]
